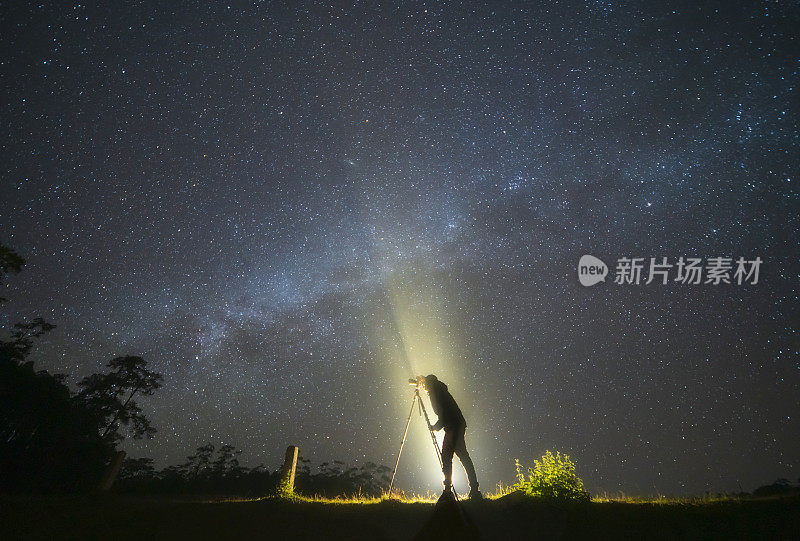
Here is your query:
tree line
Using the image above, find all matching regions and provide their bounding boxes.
[118,443,390,497]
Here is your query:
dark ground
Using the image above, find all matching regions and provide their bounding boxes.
[1,493,798,540]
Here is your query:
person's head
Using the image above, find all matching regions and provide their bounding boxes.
[424,374,438,391]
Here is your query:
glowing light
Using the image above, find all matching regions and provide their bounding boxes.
[367,260,480,495]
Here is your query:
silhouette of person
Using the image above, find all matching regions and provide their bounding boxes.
[423,374,481,500]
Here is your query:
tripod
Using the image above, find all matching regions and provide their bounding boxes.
[388,380,459,500]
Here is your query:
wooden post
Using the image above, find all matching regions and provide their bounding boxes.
[97,450,126,492]
[280,445,299,493]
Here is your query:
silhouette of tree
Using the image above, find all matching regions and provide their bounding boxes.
[0,343,110,492]
[293,455,391,497]
[0,242,163,492]
[0,243,55,362]
[183,442,216,480]
[212,443,244,478]
[117,457,157,491]
[76,356,163,442]
[0,318,57,363]
[753,478,799,497]
[120,457,156,479]
[0,243,25,303]
[114,443,391,497]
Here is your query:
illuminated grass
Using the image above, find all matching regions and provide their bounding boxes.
[203,488,754,506]
[202,490,440,505]
[298,492,436,504]
[486,481,515,500]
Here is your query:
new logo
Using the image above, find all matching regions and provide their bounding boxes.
[578,255,608,287]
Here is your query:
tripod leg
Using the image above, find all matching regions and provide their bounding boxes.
[388,393,417,495]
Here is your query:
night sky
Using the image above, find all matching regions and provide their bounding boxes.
[1,1,798,496]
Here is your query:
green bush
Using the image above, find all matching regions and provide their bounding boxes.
[514,451,590,502]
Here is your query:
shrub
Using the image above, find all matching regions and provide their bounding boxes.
[514,451,590,502]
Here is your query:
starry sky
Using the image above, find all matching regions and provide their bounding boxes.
[1,1,798,496]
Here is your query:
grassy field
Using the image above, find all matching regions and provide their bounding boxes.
[2,492,798,540]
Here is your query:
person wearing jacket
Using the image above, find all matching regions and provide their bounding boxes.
[423,374,481,500]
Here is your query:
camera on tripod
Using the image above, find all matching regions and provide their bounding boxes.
[408,376,426,388]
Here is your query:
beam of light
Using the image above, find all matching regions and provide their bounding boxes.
[368,260,474,494]
[352,171,477,495]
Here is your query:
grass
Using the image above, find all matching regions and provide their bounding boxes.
[213,483,512,505]
[591,492,749,504]
[2,491,798,540]
[211,490,785,507]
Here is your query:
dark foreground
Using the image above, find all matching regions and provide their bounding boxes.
[1,493,798,540]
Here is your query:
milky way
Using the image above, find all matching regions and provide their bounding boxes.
[1,1,798,495]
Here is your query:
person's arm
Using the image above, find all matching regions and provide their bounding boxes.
[429,419,443,431]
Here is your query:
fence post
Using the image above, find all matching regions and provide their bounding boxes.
[280,445,299,494]
[97,450,126,492]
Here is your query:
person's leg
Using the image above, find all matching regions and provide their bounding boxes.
[454,427,479,491]
[441,428,456,491]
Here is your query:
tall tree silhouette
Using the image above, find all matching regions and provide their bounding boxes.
[76,356,163,442]
[0,243,53,363]
[0,242,109,492]
[1,243,166,492]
